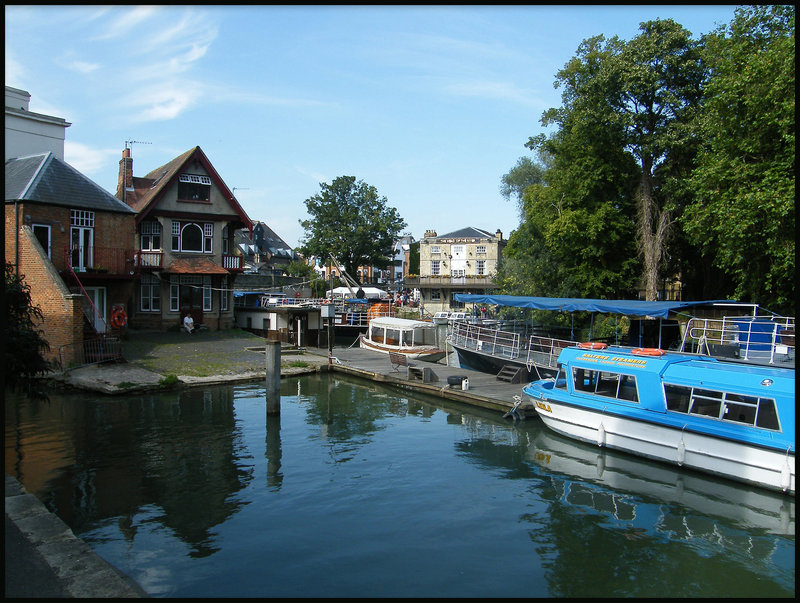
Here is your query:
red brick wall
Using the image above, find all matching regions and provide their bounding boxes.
[5,217,84,364]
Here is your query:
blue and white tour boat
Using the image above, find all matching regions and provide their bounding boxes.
[522,343,795,494]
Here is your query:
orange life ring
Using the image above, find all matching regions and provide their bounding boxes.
[631,347,665,356]
[578,342,608,350]
[110,308,127,329]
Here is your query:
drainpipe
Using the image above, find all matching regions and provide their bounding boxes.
[14,201,19,273]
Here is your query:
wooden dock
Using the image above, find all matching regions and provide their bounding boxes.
[319,347,537,419]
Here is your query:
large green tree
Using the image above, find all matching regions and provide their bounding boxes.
[683,5,795,314]
[499,35,641,300]
[297,176,406,282]
[517,22,705,302]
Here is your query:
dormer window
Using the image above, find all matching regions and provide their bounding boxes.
[178,173,211,201]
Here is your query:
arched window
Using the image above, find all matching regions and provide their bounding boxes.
[171,221,213,252]
[181,223,204,251]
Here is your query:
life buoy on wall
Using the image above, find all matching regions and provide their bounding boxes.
[631,347,665,356]
[110,308,127,329]
[578,342,608,350]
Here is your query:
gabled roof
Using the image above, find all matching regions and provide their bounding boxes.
[434,227,498,240]
[254,221,294,258]
[5,152,135,214]
[127,146,252,230]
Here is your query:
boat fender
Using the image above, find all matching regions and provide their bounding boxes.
[578,342,608,350]
[676,439,686,466]
[781,447,792,492]
[597,423,606,447]
[631,347,666,356]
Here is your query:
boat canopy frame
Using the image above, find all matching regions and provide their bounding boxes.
[454,295,745,319]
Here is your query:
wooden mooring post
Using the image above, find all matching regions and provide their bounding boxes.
[265,339,281,415]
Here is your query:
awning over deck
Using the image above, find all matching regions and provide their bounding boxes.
[454,295,741,319]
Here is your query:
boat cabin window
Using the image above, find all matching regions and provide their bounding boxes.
[571,368,639,402]
[664,384,780,431]
[554,365,567,390]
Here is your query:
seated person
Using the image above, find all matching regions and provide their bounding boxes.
[183,313,195,334]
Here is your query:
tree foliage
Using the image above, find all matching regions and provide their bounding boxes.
[499,155,550,220]
[297,176,406,282]
[4,263,52,395]
[682,5,795,314]
[498,35,641,299]
[502,8,794,315]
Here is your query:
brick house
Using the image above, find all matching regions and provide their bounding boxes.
[5,152,138,364]
[116,146,253,330]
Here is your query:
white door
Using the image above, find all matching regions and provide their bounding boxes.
[84,287,107,332]
[71,226,93,271]
[451,244,466,277]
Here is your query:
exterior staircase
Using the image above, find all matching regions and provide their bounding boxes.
[496,364,528,384]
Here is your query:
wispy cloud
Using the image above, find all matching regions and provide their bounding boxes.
[65,60,101,74]
[92,6,161,41]
[64,141,119,176]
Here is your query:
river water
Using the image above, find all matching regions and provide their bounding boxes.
[5,374,795,597]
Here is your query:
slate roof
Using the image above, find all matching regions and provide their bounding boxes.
[5,152,135,214]
[254,222,294,258]
[434,227,498,240]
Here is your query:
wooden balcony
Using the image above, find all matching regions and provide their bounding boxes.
[64,247,244,275]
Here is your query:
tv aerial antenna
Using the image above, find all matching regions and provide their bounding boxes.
[125,139,152,151]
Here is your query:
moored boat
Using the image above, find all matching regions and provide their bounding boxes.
[522,344,795,494]
[451,295,795,380]
[359,316,447,362]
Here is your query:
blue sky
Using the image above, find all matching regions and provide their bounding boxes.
[5,5,739,248]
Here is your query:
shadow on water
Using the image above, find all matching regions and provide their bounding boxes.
[5,373,795,597]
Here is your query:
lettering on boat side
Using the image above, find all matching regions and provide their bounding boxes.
[535,400,552,412]
[533,451,552,464]
[578,353,648,366]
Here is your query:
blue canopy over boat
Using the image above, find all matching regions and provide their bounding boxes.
[453,294,741,319]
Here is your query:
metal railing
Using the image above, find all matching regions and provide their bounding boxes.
[58,336,123,371]
[449,321,522,360]
[679,315,795,365]
[525,335,578,372]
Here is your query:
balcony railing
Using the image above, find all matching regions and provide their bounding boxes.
[404,275,495,287]
[65,247,244,273]
[65,246,137,276]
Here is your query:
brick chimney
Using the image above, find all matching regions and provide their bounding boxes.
[116,148,134,203]
[495,229,503,240]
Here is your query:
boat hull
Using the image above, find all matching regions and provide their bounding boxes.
[359,336,446,363]
[526,392,795,495]
[451,342,558,379]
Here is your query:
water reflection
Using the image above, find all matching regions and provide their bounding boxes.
[4,375,795,598]
[6,387,250,558]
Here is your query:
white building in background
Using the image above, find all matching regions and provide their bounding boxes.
[5,86,71,161]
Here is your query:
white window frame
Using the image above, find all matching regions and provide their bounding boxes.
[171,220,213,253]
[203,277,212,311]
[170,276,180,312]
[431,260,441,276]
[140,274,161,312]
[140,220,162,251]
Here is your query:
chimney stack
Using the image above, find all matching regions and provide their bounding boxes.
[496,229,503,240]
[116,148,134,203]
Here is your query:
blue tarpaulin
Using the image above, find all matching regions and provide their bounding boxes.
[453,294,738,319]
